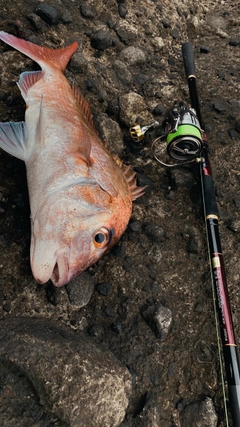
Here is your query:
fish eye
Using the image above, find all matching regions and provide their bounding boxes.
[93,227,112,248]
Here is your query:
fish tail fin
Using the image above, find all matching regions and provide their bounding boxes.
[0,31,78,71]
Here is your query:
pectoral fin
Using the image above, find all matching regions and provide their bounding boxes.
[0,122,27,161]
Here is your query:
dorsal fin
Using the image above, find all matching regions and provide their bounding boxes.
[115,159,147,201]
[72,81,97,133]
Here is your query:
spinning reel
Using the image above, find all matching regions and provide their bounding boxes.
[130,104,204,168]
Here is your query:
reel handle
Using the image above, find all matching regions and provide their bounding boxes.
[182,42,196,79]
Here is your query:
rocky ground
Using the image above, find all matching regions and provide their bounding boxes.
[0,0,240,426]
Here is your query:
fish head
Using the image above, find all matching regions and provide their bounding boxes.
[30,184,132,286]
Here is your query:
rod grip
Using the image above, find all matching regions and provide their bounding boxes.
[182,42,196,79]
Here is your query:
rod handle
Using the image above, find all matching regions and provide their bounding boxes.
[182,42,196,79]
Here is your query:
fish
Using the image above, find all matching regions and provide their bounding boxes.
[0,32,144,287]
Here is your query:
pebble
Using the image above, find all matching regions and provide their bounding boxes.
[27,13,46,31]
[96,282,112,296]
[94,113,124,155]
[106,99,120,117]
[66,271,95,308]
[141,304,172,340]
[200,45,210,53]
[142,222,166,242]
[227,219,240,232]
[128,220,141,232]
[69,51,88,74]
[120,46,146,66]
[113,60,132,85]
[171,28,180,39]
[229,37,240,46]
[119,92,153,127]
[152,104,166,116]
[180,397,218,427]
[136,172,154,192]
[115,22,137,44]
[111,321,122,334]
[118,4,128,18]
[213,102,226,113]
[35,4,60,25]
[79,4,96,19]
[90,30,113,51]
[61,11,73,24]
[228,128,238,139]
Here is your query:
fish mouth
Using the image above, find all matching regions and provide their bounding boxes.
[51,252,70,287]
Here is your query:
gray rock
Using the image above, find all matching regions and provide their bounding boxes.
[0,317,132,427]
[69,51,88,74]
[94,113,124,155]
[115,23,138,44]
[66,271,95,307]
[80,4,96,19]
[120,46,146,66]
[141,304,172,339]
[119,92,153,127]
[90,30,113,51]
[227,218,240,232]
[180,397,218,427]
[113,60,132,85]
[132,392,161,426]
[35,4,61,25]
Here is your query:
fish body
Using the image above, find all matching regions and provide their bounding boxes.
[0,32,144,286]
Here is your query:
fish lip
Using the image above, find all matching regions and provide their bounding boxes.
[50,250,70,287]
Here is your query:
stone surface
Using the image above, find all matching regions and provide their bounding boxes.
[119,92,153,127]
[0,317,132,427]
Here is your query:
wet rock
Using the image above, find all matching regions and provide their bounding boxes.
[128,220,142,232]
[96,282,112,296]
[170,169,195,188]
[69,51,88,74]
[118,4,128,18]
[120,46,146,66]
[119,92,153,127]
[171,28,180,39]
[94,113,124,155]
[0,317,132,427]
[132,392,161,427]
[180,397,218,427]
[27,13,46,32]
[106,98,120,116]
[228,128,238,139]
[115,22,138,44]
[142,222,166,242]
[181,224,203,254]
[200,45,210,53]
[227,218,240,232]
[213,102,226,113]
[35,4,61,25]
[141,304,172,339]
[80,4,96,19]
[66,271,95,307]
[113,59,132,85]
[90,30,113,51]
[229,37,240,46]
[61,10,73,24]
[152,104,166,116]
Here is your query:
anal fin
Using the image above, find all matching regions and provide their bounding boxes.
[0,122,27,161]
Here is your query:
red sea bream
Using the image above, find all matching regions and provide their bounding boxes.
[0,32,144,286]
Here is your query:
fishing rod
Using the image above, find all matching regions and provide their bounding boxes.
[129,43,240,426]
[182,42,240,427]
